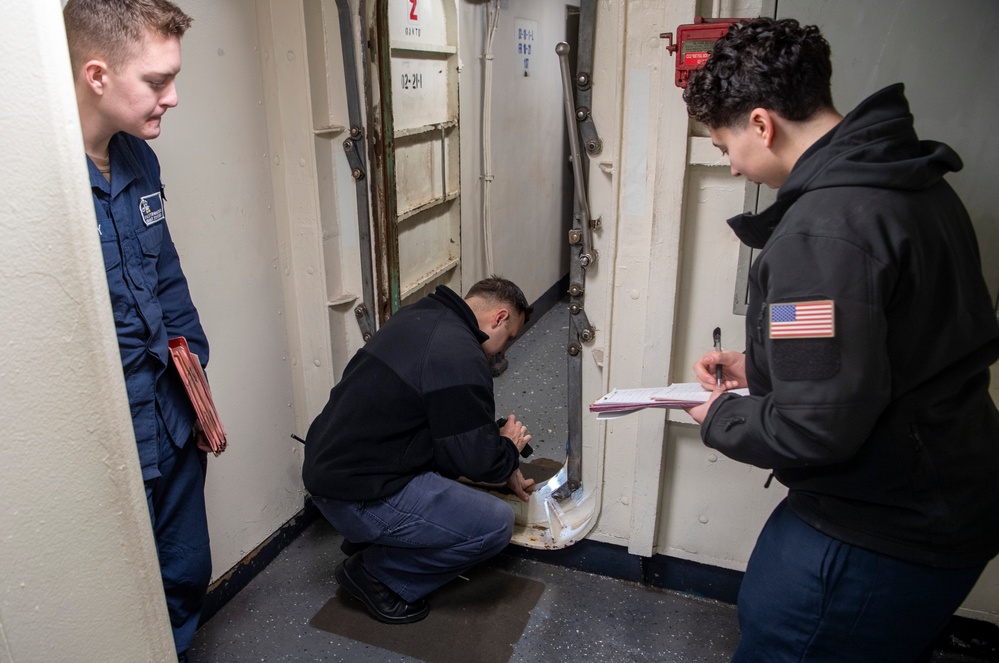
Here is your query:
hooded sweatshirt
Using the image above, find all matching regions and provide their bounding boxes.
[702,84,999,567]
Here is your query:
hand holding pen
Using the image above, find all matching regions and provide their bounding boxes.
[692,332,748,393]
[687,333,748,424]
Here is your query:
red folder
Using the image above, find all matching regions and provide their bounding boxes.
[168,337,227,456]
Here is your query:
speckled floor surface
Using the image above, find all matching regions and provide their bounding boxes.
[188,518,742,662]
[492,297,570,463]
[187,515,988,663]
[188,300,991,663]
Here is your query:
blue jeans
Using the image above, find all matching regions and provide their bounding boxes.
[313,472,515,602]
[733,499,985,663]
[145,433,211,660]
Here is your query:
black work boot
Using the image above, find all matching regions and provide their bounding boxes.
[335,553,430,624]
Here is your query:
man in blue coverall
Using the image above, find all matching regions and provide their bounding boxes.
[64,1,212,659]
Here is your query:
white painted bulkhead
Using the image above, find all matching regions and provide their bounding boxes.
[3,0,999,655]
[458,0,575,300]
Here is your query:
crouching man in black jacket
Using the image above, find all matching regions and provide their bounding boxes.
[682,17,999,663]
[303,277,535,624]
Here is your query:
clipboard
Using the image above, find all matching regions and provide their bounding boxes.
[168,336,227,456]
[589,383,749,419]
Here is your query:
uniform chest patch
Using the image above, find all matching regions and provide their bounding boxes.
[139,191,165,227]
[769,300,835,339]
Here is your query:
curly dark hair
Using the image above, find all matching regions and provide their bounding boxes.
[465,276,533,324]
[683,17,833,128]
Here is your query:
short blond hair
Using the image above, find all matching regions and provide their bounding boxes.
[63,0,192,75]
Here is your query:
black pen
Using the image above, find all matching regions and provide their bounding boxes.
[713,327,723,388]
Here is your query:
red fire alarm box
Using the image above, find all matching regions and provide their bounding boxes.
[661,17,741,88]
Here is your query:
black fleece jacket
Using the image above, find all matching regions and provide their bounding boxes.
[703,84,999,567]
[303,286,519,501]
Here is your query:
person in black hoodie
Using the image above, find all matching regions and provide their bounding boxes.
[681,17,999,663]
[303,277,535,624]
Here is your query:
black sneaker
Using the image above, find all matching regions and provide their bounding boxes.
[335,553,430,624]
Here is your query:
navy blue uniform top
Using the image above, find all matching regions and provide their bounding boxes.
[89,132,208,481]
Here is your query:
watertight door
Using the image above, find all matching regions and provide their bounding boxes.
[368,0,462,321]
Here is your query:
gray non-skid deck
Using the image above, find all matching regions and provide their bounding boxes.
[188,517,743,662]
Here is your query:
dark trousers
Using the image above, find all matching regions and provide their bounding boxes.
[314,472,515,602]
[145,433,212,660]
[732,499,985,663]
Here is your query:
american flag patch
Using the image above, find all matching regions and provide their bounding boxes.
[769,300,835,339]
